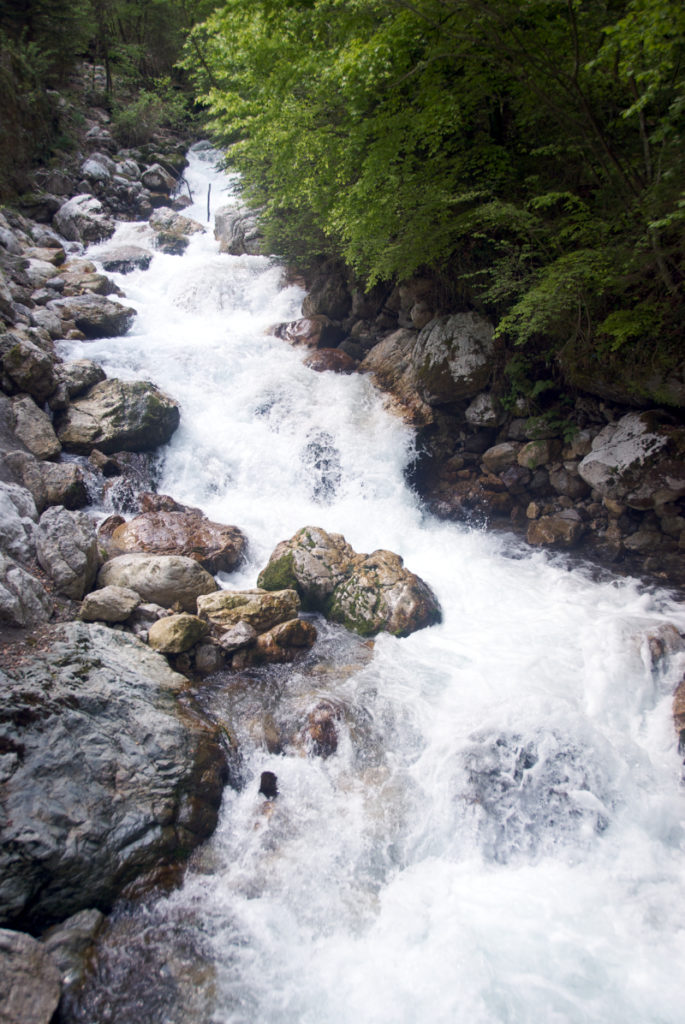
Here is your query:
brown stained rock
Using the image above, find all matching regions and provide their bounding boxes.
[197,588,300,634]
[251,617,317,664]
[107,509,247,574]
[303,348,357,374]
[526,511,585,549]
[306,700,342,758]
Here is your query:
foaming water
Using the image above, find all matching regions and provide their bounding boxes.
[60,150,685,1023]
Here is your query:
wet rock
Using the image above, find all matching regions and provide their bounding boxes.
[243,617,317,666]
[548,465,591,500]
[578,411,685,510]
[79,585,141,623]
[214,205,263,255]
[47,293,135,338]
[526,510,585,549]
[106,506,247,573]
[41,908,105,989]
[481,442,521,475]
[303,348,357,374]
[0,927,61,1024]
[98,245,153,274]
[55,378,180,455]
[38,461,89,510]
[257,525,357,611]
[197,588,300,633]
[98,554,217,612]
[141,162,177,194]
[306,700,342,758]
[0,622,226,930]
[193,642,225,675]
[0,554,53,627]
[301,263,352,320]
[329,548,442,637]
[10,396,61,460]
[412,312,496,405]
[259,771,278,799]
[217,620,258,653]
[148,613,209,654]
[53,194,115,244]
[35,506,99,600]
[272,315,346,349]
[149,207,204,254]
[465,392,505,428]
[360,328,434,426]
[0,481,38,562]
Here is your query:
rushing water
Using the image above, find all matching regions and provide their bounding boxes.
[59,148,685,1023]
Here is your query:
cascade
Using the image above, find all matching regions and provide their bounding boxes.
[59,148,685,1024]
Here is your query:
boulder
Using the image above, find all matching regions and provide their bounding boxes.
[328,548,442,637]
[47,294,136,338]
[79,585,141,623]
[213,205,263,255]
[0,334,57,402]
[37,461,89,510]
[303,348,357,374]
[148,613,209,653]
[35,506,99,600]
[141,163,177,194]
[257,525,357,611]
[55,378,180,455]
[258,527,441,637]
[481,442,521,475]
[98,245,153,274]
[360,328,434,426]
[106,507,247,573]
[0,554,53,627]
[412,313,496,405]
[10,396,61,460]
[526,510,585,548]
[0,482,38,562]
[578,411,685,510]
[98,553,217,612]
[272,315,346,349]
[0,622,226,930]
[235,617,317,666]
[53,358,107,402]
[53,194,115,244]
[41,908,105,990]
[197,588,300,633]
[465,392,505,428]
[217,620,258,653]
[0,928,61,1024]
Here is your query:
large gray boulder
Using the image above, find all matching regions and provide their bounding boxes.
[55,378,180,455]
[411,313,496,405]
[98,553,217,612]
[0,554,53,627]
[0,482,38,562]
[578,411,685,510]
[35,506,99,600]
[0,928,61,1024]
[0,333,57,403]
[47,293,136,338]
[258,526,441,637]
[214,204,263,256]
[10,396,61,460]
[53,194,115,244]
[0,622,226,930]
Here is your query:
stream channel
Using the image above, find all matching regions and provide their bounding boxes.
[58,147,685,1023]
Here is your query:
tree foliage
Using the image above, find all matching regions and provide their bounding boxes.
[186,0,684,362]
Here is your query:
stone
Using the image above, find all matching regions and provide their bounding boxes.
[98,553,217,612]
[55,378,180,455]
[54,358,107,400]
[481,442,521,475]
[360,328,434,426]
[306,700,342,758]
[465,392,504,428]
[38,461,89,510]
[35,506,99,600]
[301,265,352,320]
[246,618,317,665]
[517,438,561,469]
[303,348,357,374]
[193,642,225,675]
[141,163,177,193]
[257,526,357,611]
[578,411,685,510]
[197,588,300,633]
[53,194,115,243]
[47,294,136,338]
[98,245,153,274]
[10,396,61,460]
[0,482,38,562]
[526,510,585,549]
[148,613,209,653]
[80,585,141,622]
[328,548,442,637]
[41,908,105,987]
[0,928,61,1024]
[213,205,263,255]
[0,554,53,627]
[217,621,258,652]
[272,315,346,349]
[107,508,247,573]
[0,334,57,402]
[0,622,226,930]
[411,312,496,405]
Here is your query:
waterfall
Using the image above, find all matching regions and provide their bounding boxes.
[59,149,685,1024]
